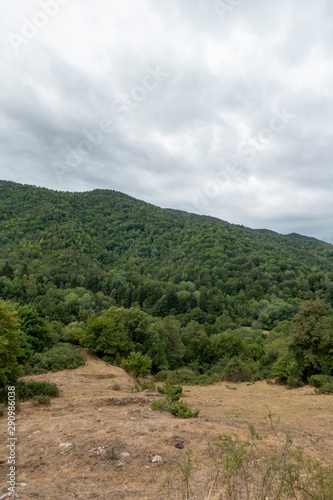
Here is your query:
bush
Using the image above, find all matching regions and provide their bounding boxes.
[151,398,171,412]
[0,402,6,417]
[315,382,333,394]
[32,394,50,406]
[26,343,85,374]
[111,383,121,391]
[16,381,59,400]
[170,400,199,419]
[222,358,254,382]
[158,383,183,401]
[121,351,152,378]
[308,374,333,388]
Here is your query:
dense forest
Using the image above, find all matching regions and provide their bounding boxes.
[1,180,333,391]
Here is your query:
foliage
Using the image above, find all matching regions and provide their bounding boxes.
[1,182,333,387]
[158,383,183,401]
[163,412,333,499]
[121,351,152,378]
[25,343,85,374]
[31,394,51,406]
[151,398,171,412]
[170,400,199,419]
[152,380,199,419]
[0,380,59,403]
[0,299,23,389]
[315,382,333,394]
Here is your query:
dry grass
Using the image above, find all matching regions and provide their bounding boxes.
[1,352,332,499]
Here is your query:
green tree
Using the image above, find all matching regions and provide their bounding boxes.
[0,299,23,389]
[121,351,152,378]
[289,299,333,382]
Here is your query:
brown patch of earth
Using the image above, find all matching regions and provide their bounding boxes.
[1,352,332,499]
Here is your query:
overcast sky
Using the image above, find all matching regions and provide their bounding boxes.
[1,0,333,242]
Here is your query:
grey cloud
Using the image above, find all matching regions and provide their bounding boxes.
[0,0,333,242]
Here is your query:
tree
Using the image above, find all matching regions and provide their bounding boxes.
[83,314,134,361]
[289,300,333,382]
[0,299,23,389]
[121,351,152,378]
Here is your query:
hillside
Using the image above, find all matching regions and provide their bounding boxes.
[1,180,333,389]
[1,180,333,331]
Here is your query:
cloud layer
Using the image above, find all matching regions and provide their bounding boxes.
[1,0,333,241]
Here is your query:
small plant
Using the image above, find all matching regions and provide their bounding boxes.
[0,402,6,417]
[32,394,50,406]
[177,450,195,500]
[158,383,183,401]
[170,401,199,419]
[138,379,156,391]
[107,447,119,466]
[151,398,171,412]
[226,385,237,390]
[111,382,121,391]
[315,382,333,394]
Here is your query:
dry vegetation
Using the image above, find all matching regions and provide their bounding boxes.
[1,352,332,499]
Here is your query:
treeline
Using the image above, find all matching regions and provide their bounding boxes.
[1,297,333,392]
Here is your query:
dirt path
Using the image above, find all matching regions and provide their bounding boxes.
[1,353,332,499]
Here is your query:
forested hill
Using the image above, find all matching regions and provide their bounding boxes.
[0,180,333,330]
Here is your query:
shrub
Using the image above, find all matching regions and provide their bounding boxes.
[308,374,333,388]
[32,394,50,406]
[222,358,254,382]
[151,381,199,419]
[315,382,333,394]
[111,383,121,391]
[151,398,171,412]
[15,381,59,400]
[0,402,6,417]
[27,343,85,374]
[170,400,199,419]
[121,351,152,378]
[137,379,155,391]
[158,383,183,402]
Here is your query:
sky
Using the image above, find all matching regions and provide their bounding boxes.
[1,0,333,242]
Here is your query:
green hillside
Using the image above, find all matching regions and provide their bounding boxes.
[1,180,333,389]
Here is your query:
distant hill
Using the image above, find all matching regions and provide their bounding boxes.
[0,180,333,328]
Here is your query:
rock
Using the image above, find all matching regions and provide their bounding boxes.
[175,443,184,449]
[59,442,72,449]
[0,494,20,499]
[120,452,130,458]
[152,455,162,463]
[116,462,125,467]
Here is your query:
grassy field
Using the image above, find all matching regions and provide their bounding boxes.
[1,353,332,499]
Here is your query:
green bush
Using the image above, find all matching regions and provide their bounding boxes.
[0,402,6,417]
[315,382,333,394]
[170,400,199,419]
[121,351,152,378]
[151,398,171,412]
[15,381,59,400]
[27,343,85,374]
[32,394,50,406]
[222,358,254,382]
[308,374,333,388]
[158,383,183,401]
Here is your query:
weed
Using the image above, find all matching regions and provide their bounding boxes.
[32,394,50,406]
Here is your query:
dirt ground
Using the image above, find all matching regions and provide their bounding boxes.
[1,352,332,499]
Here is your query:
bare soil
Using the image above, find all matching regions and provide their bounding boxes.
[1,352,332,499]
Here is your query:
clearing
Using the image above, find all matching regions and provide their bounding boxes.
[1,352,332,499]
